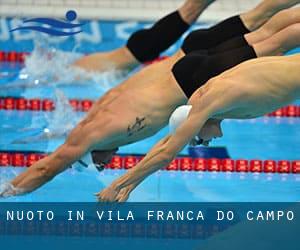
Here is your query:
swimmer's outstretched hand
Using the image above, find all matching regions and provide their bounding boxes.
[115,186,131,202]
[95,184,133,202]
[95,185,120,202]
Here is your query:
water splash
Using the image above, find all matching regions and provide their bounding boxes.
[20,35,82,84]
[12,89,81,144]
[3,35,127,92]
[43,89,81,137]
[0,167,26,198]
[0,182,25,198]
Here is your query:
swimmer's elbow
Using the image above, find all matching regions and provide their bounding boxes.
[158,153,172,167]
[158,136,178,165]
[36,152,70,180]
[141,136,175,172]
[159,147,176,167]
[35,165,56,181]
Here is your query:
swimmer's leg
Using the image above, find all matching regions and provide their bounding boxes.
[73,0,215,73]
[209,21,300,60]
[245,7,300,45]
[181,0,300,54]
[240,0,300,31]
[210,7,300,54]
[253,23,300,57]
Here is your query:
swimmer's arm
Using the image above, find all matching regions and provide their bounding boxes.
[98,107,213,202]
[4,136,90,197]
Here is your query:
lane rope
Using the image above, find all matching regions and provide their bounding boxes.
[0,50,167,64]
[0,151,299,174]
[0,51,28,63]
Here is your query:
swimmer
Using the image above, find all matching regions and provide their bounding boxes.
[210,6,300,54]
[2,0,300,197]
[19,1,300,142]
[73,0,217,73]
[98,54,300,202]
[73,0,300,73]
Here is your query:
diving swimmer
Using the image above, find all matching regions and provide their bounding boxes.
[98,54,300,202]
[2,0,300,197]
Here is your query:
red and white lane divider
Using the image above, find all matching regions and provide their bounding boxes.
[1,97,300,117]
[0,50,168,64]
[0,51,29,63]
[0,97,93,112]
[0,152,299,174]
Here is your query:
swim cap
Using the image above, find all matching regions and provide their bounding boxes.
[169,105,192,134]
[169,105,204,145]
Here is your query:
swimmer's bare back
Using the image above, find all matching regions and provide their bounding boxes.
[83,50,188,150]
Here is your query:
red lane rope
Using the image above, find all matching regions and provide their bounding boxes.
[0,97,92,112]
[0,151,299,174]
[0,51,167,64]
[0,51,28,63]
[0,97,300,117]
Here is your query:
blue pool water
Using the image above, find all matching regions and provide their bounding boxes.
[0,22,300,202]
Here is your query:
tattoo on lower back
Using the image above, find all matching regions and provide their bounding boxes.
[127,117,146,136]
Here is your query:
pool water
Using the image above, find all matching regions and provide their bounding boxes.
[0,25,300,202]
